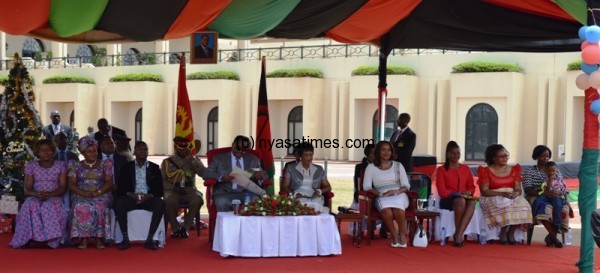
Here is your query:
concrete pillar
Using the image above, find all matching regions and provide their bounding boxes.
[50,41,64,58]
[0,32,6,60]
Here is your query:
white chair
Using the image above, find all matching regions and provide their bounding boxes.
[111,210,166,247]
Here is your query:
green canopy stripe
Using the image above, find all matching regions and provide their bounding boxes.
[577,149,598,273]
[49,0,109,37]
[553,0,587,25]
[209,0,300,38]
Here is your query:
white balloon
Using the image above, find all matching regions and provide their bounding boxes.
[589,71,600,89]
[578,73,592,89]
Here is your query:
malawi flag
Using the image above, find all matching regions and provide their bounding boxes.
[175,54,196,154]
[256,57,275,195]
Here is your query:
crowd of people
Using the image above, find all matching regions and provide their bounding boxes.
[7,111,571,251]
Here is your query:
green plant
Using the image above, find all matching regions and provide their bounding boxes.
[43,75,94,84]
[0,75,8,86]
[45,51,53,61]
[567,60,583,71]
[351,65,416,76]
[33,52,42,62]
[187,71,240,80]
[91,46,106,67]
[266,68,323,78]
[451,61,523,73]
[115,52,122,66]
[109,73,163,82]
[139,53,157,65]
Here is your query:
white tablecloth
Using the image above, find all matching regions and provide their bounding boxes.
[213,212,342,257]
[434,207,524,242]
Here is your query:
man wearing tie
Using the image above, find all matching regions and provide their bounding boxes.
[161,137,205,239]
[98,136,129,191]
[194,34,214,59]
[389,113,417,173]
[42,110,74,151]
[204,135,267,212]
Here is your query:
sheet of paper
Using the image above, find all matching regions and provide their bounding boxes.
[231,166,252,179]
[230,173,266,196]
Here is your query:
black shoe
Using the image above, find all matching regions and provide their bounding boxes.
[554,240,564,248]
[499,240,508,245]
[544,235,554,247]
[179,227,189,239]
[144,240,159,250]
[119,240,131,250]
[170,230,181,239]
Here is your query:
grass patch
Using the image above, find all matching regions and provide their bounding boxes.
[352,65,416,76]
[43,75,95,84]
[187,71,240,80]
[567,60,583,71]
[0,75,8,85]
[452,61,523,73]
[267,68,323,78]
[109,73,163,82]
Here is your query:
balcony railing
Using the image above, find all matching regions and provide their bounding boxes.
[1,44,469,70]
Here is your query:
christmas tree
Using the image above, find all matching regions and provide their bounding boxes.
[0,53,43,202]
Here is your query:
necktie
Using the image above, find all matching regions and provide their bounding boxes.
[60,151,65,161]
[234,158,244,191]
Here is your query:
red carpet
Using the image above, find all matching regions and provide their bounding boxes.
[0,224,598,273]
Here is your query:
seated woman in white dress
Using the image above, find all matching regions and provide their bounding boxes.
[281,142,331,211]
[363,141,410,248]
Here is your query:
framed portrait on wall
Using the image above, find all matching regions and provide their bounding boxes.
[190,31,218,64]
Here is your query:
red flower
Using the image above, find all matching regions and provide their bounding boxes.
[269,212,275,216]
[271,200,278,207]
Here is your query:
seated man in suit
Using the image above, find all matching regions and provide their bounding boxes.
[54,132,79,162]
[161,137,205,239]
[98,136,129,191]
[204,135,267,212]
[114,141,165,250]
[42,110,74,151]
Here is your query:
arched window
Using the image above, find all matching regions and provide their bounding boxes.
[76,45,94,64]
[135,108,142,142]
[69,110,75,128]
[123,48,140,66]
[22,38,44,59]
[372,105,399,142]
[207,107,218,151]
[287,106,303,155]
[465,103,498,161]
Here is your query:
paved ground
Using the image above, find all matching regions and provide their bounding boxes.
[148,155,592,246]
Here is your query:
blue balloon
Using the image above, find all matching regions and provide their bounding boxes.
[586,26,600,43]
[580,26,590,41]
[582,62,599,75]
[591,99,600,115]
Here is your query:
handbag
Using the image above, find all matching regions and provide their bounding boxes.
[413,223,428,247]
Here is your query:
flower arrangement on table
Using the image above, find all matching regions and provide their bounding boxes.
[242,194,319,216]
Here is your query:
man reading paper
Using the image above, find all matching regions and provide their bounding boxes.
[204,135,268,212]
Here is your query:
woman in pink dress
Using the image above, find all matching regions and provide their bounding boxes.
[9,139,67,249]
[478,144,532,245]
[68,136,113,249]
[436,141,476,247]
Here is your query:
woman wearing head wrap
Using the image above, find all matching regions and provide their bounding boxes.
[67,136,113,249]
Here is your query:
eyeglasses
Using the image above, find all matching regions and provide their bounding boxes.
[494,154,509,159]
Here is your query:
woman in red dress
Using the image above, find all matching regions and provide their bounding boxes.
[436,141,476,247]
[478,144,532,245]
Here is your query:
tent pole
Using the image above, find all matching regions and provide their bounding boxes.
[378,39,389,142]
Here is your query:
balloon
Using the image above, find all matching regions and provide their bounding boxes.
[581,41,597,50]
[582,62,599,75]
[586,26,600,43]
[598,115,600,123]
[580,26,590,41]
[582,45,600,64]
[577,73,592,89]
[591,99,600,115]
[589,71,600,89]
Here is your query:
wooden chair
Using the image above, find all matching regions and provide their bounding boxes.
[358,169,418,246]
[204,147,272,244]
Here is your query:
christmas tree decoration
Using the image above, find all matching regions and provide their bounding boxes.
[0,53,43,202]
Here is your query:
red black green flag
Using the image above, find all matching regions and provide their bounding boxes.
[256,57,275,195]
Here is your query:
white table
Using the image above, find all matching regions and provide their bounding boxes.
[213,212,342,257]
[434,207,524,242]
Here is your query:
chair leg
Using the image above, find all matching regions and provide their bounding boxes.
[526,225,534,245]
[196,211,201,237]
[366,220,375,246]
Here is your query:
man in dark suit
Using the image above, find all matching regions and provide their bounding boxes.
[53,132,79,162]
[204,135,267,212]
[94,118,128,153]
[161,137,206,239]
[194,34,214,59]
[42,110,74,151]
[98,136,129,190]
[389,113,416,173]
[114,141,165,250]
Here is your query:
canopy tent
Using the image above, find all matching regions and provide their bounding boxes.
[0,1,597,272]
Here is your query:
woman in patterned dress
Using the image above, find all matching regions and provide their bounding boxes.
[68,136,113,249]
[522,145,569,248]
[478,144,532,245]
[9,139,67,249]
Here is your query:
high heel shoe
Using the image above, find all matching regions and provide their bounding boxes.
[96,239,105,249]
[78,238,88,249]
